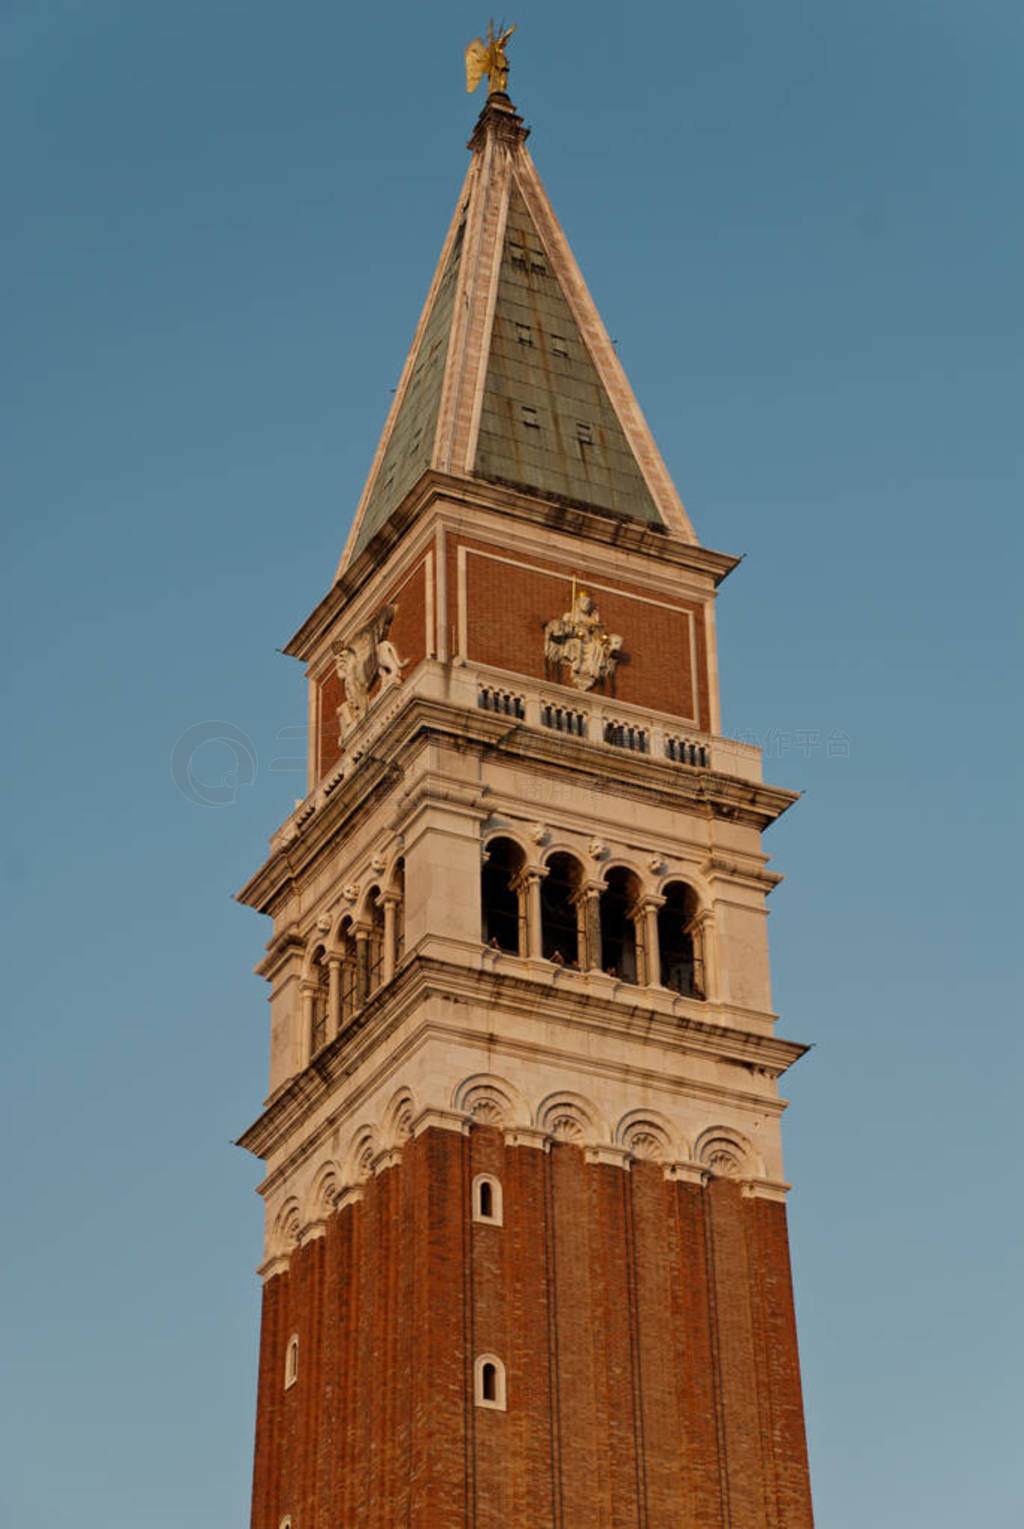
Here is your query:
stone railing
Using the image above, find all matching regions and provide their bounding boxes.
[473,667,739,777]
[270,660,763,852]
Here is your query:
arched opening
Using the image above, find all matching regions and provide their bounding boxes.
[474,1352,507,1410]
[481,837,526,954]
[472,1173,503,1225]
[658,882,704,998]
[309,946,329,1054]
[541,852,582,966]
[366,885,386,994]
[599,867,643,982]
[284,1333,299,1389]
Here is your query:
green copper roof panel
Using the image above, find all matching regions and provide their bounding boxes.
[473,187,661,525]
[353,216,465,556]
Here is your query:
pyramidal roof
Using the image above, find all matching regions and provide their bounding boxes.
[337,95,696,577]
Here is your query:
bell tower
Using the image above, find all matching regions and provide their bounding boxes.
[239,75,814,1529]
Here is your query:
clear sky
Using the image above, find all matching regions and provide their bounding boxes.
[2,2,1021,1525]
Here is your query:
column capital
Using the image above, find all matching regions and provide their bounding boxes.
[515,864,549,888]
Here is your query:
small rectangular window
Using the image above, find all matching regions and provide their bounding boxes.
[550,335,569,357]
[521,405,540,429]
[530,252,548,274]
[576,421,594,446]
[515,322,533,346]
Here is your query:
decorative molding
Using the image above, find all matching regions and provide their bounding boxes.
[371,1146,404,1175]
[664,1161,709,1186]
[257,1253,292,1281]
[584,1143,633,1170]
[410,1106,472,1138]
[742,1177,792,1202]
[258,1073,783,1276]
[503,1125,551,1153]
[335,1184,366,1212]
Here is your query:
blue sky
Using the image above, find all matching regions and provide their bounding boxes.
[2,2,1021,1525]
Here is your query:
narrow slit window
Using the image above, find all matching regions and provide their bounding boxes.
[551,334,570,357]
[473,1173,503,1225]
[474,1353,507,1410]
[284,1333,299,1390]
[576,420,594,447]
[521,405,541,429]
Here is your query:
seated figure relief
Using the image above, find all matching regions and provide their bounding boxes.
[543,588,623,692]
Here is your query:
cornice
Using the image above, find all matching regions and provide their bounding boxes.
[238,696,798,914]
[283,472,740,662]
[236,952,808,1166]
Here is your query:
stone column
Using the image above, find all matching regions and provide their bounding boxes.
[641,895,666,986]
[521,869,546,959]
[327,957,342,1039]
[355,928,371,1007]
[696,909,718,1002]
[299,981,315,1064]
[581,883,603,970]
[382,894,401,983]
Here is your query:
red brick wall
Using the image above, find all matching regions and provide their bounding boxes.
[249,1131,813,1528]
[316,558,429,779]
[452,535,712,728]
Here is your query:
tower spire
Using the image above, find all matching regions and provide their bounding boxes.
[334,81,696,579]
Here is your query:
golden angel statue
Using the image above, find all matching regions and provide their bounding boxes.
[465,20,517,97]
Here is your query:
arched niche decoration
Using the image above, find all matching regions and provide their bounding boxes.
[381,1086,416,1147]
[452,1073,528,1130]
[306,1160,342,1224]
[614,1108,682,1163]
[535,1090,603,1145]
[694,1126,762,1182]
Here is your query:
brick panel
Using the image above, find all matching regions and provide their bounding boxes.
[747,1199,815,1529]
[630,1163,685,1528]
[504,1144,559,1527]
[456,535,711,726]
[707,1178,768,1529]
[249,1138,814,1528]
